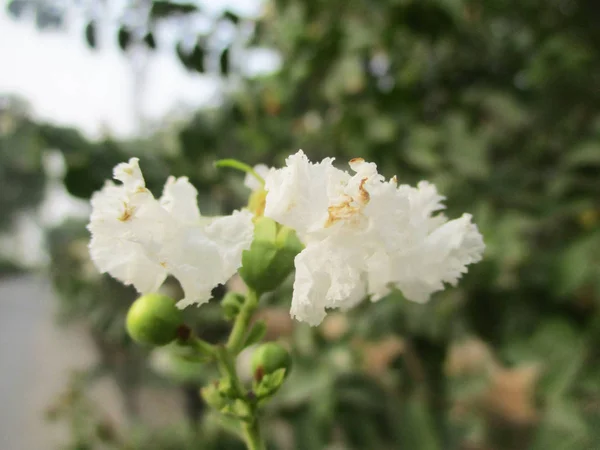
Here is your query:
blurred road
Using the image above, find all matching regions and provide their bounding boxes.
[0,275,184,450]
[0,275,122,450]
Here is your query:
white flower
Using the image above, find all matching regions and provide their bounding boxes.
[264,150,485,325]
[88,158,254,308]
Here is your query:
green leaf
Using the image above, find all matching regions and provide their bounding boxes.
[144,32,156,49]
[554,233,600,296]
[118,27,132,51]
[150,1,198,19]
[220,47,230,76]
[223,10,240,24]
[7,0,27,18]
[85,21,96,49]
[564,143,600,167]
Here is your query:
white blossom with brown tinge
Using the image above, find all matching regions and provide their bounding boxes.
[88,158,254,308]
[264,150,485,326]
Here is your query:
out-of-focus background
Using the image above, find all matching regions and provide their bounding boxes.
[1,0,600,449]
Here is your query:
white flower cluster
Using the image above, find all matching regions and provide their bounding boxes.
[88,158,254,308]
[263,151,485,325]
[88,152,484,325]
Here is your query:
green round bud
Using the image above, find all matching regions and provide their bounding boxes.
[221,292,246,321]
[251,342,292,378]
[239,217,304,295]
[126,293,184,346]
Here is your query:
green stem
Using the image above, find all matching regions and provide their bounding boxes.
[215,345,245,398]
[215,343,266,450]
[190,336,216,357]
[215,159,265,187]
[227,290,259,354]
[242,420,265,450]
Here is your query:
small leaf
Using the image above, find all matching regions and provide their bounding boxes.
[201,383,227,410]
[243,321,267,349]
[150,1,198,19]
[220,399,252,420]
[217,378,237,398]
[143,32,156,49]
[189,43,206,73]
[7,0,27,18]
[223,10,240,24]
[85,22,97,49]
[220,47,230,75]
[255,368,287,398]
[118,27,132,51]
[565,143,600,167]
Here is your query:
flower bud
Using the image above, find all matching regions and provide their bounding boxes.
[126,293,184,346]
[239,216,304,295]
[221,292,245,321]
[251,342,292,379]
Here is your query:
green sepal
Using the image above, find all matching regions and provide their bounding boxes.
[202,382,251,420]
[254,368,287,399]
[201,383,228,410]
[275,225,304,254]
[239,217,304,295]
[217,377,238,399]
[220,399,253,421]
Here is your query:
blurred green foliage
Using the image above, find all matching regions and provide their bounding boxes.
[4,0,600,448]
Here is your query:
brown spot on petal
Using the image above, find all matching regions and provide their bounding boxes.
[135,186,148,194]
[324,195,360,228]
[285,200,297,213]
[358,178,370,204]
[117,202,135,222]
[123,167,134,175]
[349,157,364,164]
[391,175,398,184]
[160,261,168,268]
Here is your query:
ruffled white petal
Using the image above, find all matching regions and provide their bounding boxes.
[264,150,485,325]
[290,237,366,326]
[88,233,167,293]
[204,210,255,275]
[88,158,254,308]
[160,176,201,223]
[264,150,339,236]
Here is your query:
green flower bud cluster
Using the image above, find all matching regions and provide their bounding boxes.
[239,216,304,295]
[201,342,291,420]
[201,379,253,421]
